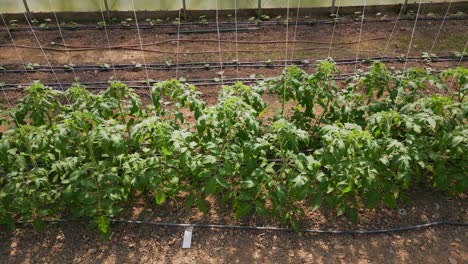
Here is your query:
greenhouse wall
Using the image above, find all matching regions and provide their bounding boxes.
[1,0,467,13]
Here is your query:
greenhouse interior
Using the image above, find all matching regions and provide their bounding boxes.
[0,0,467,263]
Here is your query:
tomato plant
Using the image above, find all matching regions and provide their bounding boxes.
[0,62,466,235]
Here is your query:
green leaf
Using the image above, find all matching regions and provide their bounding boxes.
[97,216,110,239]
[311,194,322,211]
[155,191,166,205]
[204,178,216,195]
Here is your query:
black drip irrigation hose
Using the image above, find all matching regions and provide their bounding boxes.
[1,55,465,74]
[0,69,450,91]
[0,75,351,91]
[15,218,468,234]
[1,15,467,32]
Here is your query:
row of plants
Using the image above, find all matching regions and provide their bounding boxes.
[8,10,466,29]
[0,61,466,236]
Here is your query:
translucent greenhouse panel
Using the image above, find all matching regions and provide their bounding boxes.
[0,1,24,13]
[187,0,257,10]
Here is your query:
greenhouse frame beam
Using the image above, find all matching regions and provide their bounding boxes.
[22,0,31,20]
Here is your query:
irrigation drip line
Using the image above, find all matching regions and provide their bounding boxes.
[1,15,467,32]
[0,43,339,55]
[0,67,451,91]
[1,55,464,74]
[0,67,449,91]
[15,218,468,234]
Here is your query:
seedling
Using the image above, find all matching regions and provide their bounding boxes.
[68,21,78,28]
[145,18,162,27]
[260,14,270,21]
[98,63,111,70]
[64,63,75,72]
[452,51,467,58]
[97,21,106,29]
[121,18,133,28]
[133,62,143,71]
[397,54,406,62]
[39,18,52,29]
[421,52,437,62]
[24,63,40,71]
[8,19,18,28]
[406,10,416,18]
[165,59,173,67]
[198,15,208,25]
[31,18,39,26]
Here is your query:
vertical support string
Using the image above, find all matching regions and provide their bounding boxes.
[23,13,66,94]
[429,0,453,55]
[449,39,468,90]
[98,1,118,80]
[131,0,151,90]
[0,12,32,83]
[403,0,422,70]
[215,0,224,86]
[284,0,291,67]
[175,7,182,79]
[382,1,406,58]
[234,0,239,80]
[354,0,367,73]
[328,0,341,58]
[290,0,301,62]
[47,0,78,81]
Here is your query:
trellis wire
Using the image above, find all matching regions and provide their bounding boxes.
[215,0,224,86]
[449,39,468,89]
[289,0,301,61]
[175,7,182,79]
[354,0,367,73]
[234,0,240,80]
[382,0,406,57]
[22,12,67,97]
[284,0,290,67]
[0,12,32,83]
[403,0,422,70]
[98,1,118,80]
[47,0,78,81]
[131,0,151,91]
[429,0,453,55]
[328,0,341,58]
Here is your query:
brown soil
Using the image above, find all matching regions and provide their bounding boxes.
[0,14,467,263]
[1,189,467,263]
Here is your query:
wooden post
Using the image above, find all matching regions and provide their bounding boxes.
[182,0,187,20]
[402,0,409,12]
[22,0,32,20]
[103,0,111,23]
[258,0,262,18]
[331,0,336,14]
